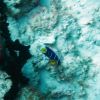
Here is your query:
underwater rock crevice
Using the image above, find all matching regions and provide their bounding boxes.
[0,0,100,100]
[0,1,32,100]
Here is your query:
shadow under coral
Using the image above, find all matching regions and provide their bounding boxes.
[0,1,31,100]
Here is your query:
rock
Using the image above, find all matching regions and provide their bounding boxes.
[0,71,12,100]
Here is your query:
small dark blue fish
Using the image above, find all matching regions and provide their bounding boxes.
[41,46,61,65]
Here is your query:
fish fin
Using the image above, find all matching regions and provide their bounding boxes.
[49,59,57,65]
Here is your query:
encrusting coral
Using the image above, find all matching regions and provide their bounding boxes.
[2,0,100,100]
[0,71,12,100]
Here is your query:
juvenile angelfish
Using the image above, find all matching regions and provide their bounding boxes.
[41,46,61,65]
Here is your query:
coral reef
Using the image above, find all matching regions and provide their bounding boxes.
[0,71,12,100]
[0,1,31,100]
[1,0,100,100]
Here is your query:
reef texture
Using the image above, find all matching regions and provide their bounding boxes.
[0,71,12,100]
[3,0,100,100]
